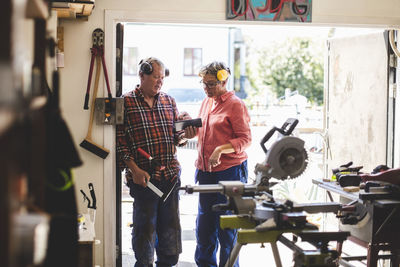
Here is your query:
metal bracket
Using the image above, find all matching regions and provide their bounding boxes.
[94,97,124,125]
[389,83,397,99]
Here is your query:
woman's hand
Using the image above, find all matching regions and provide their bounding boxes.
[208,147,222,171]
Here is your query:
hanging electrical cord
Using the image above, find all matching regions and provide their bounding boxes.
[389,29,400,58]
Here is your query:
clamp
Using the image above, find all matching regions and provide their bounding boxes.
[84,28,113,122]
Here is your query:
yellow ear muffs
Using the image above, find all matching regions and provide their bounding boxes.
[217,69,229,81]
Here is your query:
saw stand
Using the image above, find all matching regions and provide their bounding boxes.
[220,215,315,267]
[219,208,349,267]
[180,181,349,267]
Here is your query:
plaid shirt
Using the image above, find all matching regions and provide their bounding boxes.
[117,86,184,182]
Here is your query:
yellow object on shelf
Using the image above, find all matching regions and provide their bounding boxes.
[343,186,360,193]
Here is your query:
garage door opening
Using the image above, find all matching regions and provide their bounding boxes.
[117,23,388,267]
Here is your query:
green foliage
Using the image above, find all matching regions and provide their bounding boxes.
[243,63,265,110]
[256,37,324,105]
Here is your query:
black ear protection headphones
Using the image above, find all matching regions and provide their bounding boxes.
[139,59,170,77]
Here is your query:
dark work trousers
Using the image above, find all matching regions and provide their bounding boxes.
[128,177,182,267]
[195,160,248,267]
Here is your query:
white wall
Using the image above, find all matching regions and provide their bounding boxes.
[59,1,400,266]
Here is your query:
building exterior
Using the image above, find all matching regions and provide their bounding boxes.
[123,24,234,92]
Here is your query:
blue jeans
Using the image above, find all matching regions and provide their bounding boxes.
[128,178,182,267]
[195,161,248,267]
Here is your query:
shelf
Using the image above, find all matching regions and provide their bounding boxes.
[26,0,49,19]
[52,1,95,19]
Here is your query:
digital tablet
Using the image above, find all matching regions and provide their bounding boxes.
[174,118,202,131]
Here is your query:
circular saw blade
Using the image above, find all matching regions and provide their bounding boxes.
[278,147,308,179]
[265,136,308,180]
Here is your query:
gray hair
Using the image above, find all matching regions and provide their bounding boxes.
[198,61,230,78]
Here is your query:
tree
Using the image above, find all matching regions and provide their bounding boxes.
[255,37,324,105]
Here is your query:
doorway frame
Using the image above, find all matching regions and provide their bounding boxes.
[104,10,400,266]
[104,9,284,265]
[104,10,246,266]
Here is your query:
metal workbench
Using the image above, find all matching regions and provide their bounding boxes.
[313,179,400,267]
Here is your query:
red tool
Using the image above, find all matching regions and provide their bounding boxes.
[84,28,113,112]
[137,148,178,202]
[137,148,165,170]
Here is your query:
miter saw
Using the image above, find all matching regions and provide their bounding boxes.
[254,117,308,188]
[181,118,308,191]
[180,118,314,218]
[180,118,350,267]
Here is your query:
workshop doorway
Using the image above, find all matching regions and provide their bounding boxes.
[116,23,390,267]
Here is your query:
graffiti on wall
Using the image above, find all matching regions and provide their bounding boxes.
[227,0,312,22]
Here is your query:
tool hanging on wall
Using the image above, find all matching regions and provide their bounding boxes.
[80,28,111,158]
[79,183,97,241]
[80,183,97,210]
[83,28,114,123]
[80,52,109,159]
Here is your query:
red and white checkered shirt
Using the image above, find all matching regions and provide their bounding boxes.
[117,86,184,182]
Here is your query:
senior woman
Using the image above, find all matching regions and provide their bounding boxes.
[184,61,251,267]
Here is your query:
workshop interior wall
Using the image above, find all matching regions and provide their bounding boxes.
[326,31,388,176]
[59,1,400,266]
